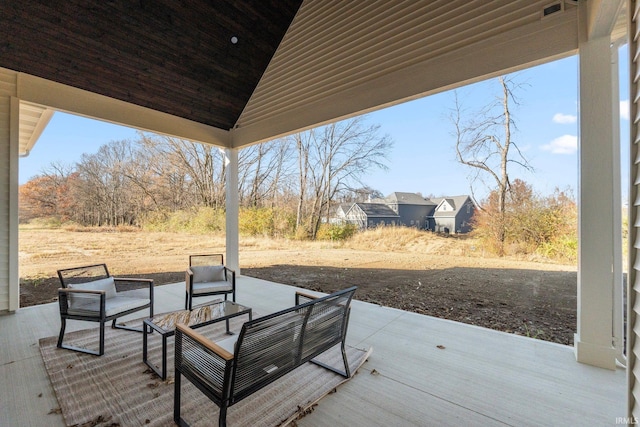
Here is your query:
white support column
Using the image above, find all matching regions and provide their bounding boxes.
[8,97,19,312]
[224,148,240,274]
[611,45,625,366]
[0,69,18,313]
[575,8,618,370]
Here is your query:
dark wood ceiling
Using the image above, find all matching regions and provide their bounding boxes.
[1,0,302,130]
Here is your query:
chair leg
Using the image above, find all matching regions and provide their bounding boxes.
[309,340,351,378]
[174,370,190,427]
[56,318,103,356]
[219,404,228,427]
[99,321,105,356]
[341,340,351,378]
[57,318,67,348]
[185,292,189,310]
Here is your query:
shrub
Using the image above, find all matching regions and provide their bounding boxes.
[316,223,357,241]
[239,207,275,236]
[191,207,225,233]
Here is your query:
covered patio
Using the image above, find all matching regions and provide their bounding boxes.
[0,0,637,424]
[0,276,625,426]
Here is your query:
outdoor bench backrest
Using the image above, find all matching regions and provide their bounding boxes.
[231,286,356,402]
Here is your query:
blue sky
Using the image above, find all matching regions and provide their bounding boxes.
[20,49,630,202]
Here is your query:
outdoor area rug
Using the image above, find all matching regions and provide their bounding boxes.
[39,317,372,427]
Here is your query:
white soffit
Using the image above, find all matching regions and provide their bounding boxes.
[234,0,581,147]
[18,102,52,157]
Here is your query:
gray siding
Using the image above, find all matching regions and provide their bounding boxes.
[397,204,434,229]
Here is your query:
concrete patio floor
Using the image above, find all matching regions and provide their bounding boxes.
[0,276,626,426]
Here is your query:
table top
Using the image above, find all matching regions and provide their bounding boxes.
[145,300,251,333]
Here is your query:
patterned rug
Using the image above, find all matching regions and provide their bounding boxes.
[39,317,371,427]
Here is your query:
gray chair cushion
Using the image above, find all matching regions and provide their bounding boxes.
[68,277,117,309]
[192,281,232,295]
[191,265,225,283]
[67,295,150,317]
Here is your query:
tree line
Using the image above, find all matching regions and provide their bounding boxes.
[19,117,393,239]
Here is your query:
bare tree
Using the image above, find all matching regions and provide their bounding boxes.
[294,117,393,238]
[139,134,226,208]
[238,140,294,208]
[452,76,532,213]
[451,76,532,254]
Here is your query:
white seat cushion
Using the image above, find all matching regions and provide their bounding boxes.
[68,277,117,309]
[191,265,225,283]
[192,281,232,295]
[67,296,150,317]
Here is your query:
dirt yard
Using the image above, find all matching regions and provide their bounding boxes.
[18,227,577,345]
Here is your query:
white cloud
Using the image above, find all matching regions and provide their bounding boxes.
[621,100,630,121]
[541,135,578,154]
[552,113,577,124]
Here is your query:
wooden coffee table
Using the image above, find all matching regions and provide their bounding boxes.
[143,300,252,379]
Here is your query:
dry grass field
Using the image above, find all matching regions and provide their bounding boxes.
[18,225,577,344]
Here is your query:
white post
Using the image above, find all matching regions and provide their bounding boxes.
[8,97,19,311]
[575,9,617,370]
[224,148,240,274]
[611,44,625,366]
[0,70,18,313]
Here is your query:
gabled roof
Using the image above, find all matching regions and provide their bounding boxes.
[431,195,474,217]
[335,203,353,216]
[385,192,433,206]
[350,203,399,218]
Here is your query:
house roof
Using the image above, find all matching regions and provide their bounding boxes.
[7,1,623,152]
[385,192,433,205]
[352,203,399,218]
[431,195,474,217]
[335,203,353,215]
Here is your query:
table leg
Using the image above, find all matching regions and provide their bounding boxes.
[161,334,168,380]
[143,322,148,363]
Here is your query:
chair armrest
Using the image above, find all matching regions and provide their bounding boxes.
[58,288,106,316]
[113,277,154,300]
[176,323,234,361]
[175,323,234,404]
[114,277,154,290]
[295,291,319,305]
[223,267,236,286]
[58,288,106,295]
[185,268,194,292]
[114,277,153,284]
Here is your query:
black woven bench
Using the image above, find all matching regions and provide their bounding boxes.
[173,286,357,427]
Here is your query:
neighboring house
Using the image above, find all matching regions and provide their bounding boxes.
[330,192,475,233]
[330,203,353,224]
[382,192,437,229]
[427,195,476,234]
[344,203,399,229]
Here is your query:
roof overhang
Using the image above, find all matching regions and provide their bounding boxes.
[7,1,629,152]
